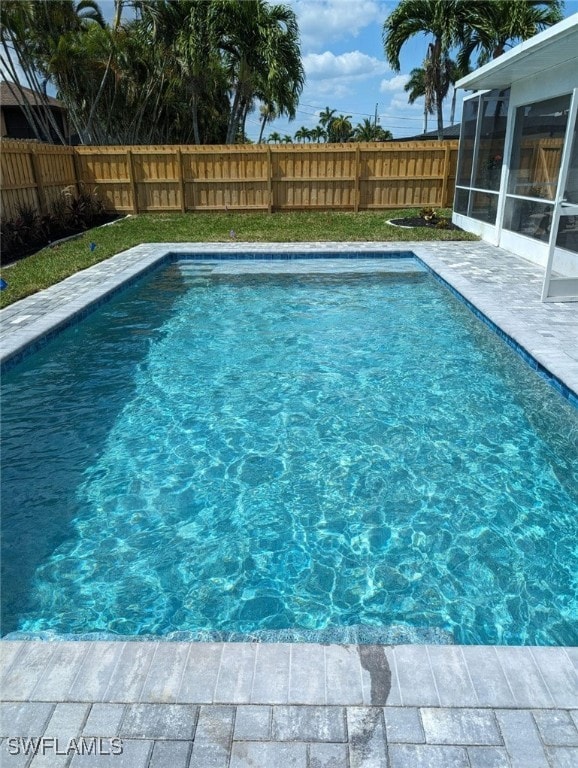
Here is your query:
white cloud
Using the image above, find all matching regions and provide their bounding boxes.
[304,50,389,81]
[293,0,391,50]
[379,74,410,93]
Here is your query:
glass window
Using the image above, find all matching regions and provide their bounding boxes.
[470,191,499,225]
[456,97,478,186]
[507,94,571,200]
[561,123,578,205]
[453,187,469,215]
[557,123,578,254]
[473,90,509,192]
[503,197,553,242]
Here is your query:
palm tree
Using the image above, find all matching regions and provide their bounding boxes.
[457,0,563,69]
[257,103,276,143]
[328,114,353,143]
[217,0,304,145]
[0,0,106,143]
[318,106,336,131]
[169,0,223,145]
[311,125,326,143]
[353,117,392,142]
[383,0,469,140]
[1,0,304,146]
[282,134,293,143]
[294,126,312,143]
[268,131,282,143]
[404,65,434,134]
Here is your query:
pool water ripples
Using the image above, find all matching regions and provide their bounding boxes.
[1,263,577,644]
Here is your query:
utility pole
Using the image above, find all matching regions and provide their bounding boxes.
[374,103,378,128]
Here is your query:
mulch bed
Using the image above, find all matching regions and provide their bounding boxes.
[1,213,121,266]
[389,215,463,231]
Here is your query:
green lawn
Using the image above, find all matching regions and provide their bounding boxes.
[0,209,477,308]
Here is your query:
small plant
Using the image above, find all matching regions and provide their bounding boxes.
[77,183,104,224]
[485,153,502,171]
[420,207,437,221]
[49,192,72,230]
[435,218,450,229]
[14,203,44,244]
[15,203,41,236]
[528,185,545,200]
[0,218,26,253]
[61,184,104,229]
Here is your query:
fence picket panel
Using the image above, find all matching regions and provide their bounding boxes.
[1,139,462,220]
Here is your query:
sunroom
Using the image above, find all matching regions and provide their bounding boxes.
[453,14,578,301]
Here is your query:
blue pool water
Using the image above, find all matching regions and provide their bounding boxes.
[2,258,577,644]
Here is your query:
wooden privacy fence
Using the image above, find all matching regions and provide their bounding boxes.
[1,140,78,220]
[1,139,459,220]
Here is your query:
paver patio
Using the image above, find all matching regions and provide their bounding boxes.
[1,641,578,766]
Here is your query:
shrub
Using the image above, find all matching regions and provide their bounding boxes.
[62,184,104,229]
[1,186,107,264]
[420,207,437,221]
[49,192,71,230]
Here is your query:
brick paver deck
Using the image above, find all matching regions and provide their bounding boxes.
[1,642,577,766]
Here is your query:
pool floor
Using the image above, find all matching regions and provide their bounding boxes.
[1,249,577,645]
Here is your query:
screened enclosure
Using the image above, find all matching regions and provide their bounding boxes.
[453,17,578,302]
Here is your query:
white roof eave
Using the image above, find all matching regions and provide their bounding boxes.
[456,14,578,91]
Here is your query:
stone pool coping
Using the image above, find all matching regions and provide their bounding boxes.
[1,241,577,403]
[1,641,577,766]
[1,242,577,764]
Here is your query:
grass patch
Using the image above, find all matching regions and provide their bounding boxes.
[0,209,477,308]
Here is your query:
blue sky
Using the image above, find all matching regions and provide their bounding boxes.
[257,0,578,142]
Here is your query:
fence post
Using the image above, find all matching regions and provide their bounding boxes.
[176,148,186,212]
[267,145,273,213]
[441,144,451,208]
[126,149,138,214]
[72,149,83,198]
[29,145,48,215]
[354,144,361,213]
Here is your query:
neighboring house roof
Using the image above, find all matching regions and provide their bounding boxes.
[403,124,461,141]
[0,81,63,109]
[456,14,578,91]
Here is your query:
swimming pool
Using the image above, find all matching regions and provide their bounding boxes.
[2,255,577,644]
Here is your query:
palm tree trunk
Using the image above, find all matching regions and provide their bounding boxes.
[450,87,457,126]
[258,114,267,143]
[436,98,444,140]
[191,95,201,145]
[226,89,242,144]
[85,50,114,144]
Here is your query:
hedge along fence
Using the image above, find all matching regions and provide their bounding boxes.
[1,139,459,220]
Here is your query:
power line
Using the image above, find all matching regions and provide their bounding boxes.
[298,102,424,122]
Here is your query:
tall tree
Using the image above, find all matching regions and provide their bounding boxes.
[311,125,326,143]
[457,0,563,69]
[404,65,435,134]
[318,106,336,130]
[2,0,304,146]
[353,117,392,141]
[328,114,352,143]
[1,0,106,143]
[217,0,304,145]
[383,0,469,140]
[257,102,276,143]
[294,126,313,142]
